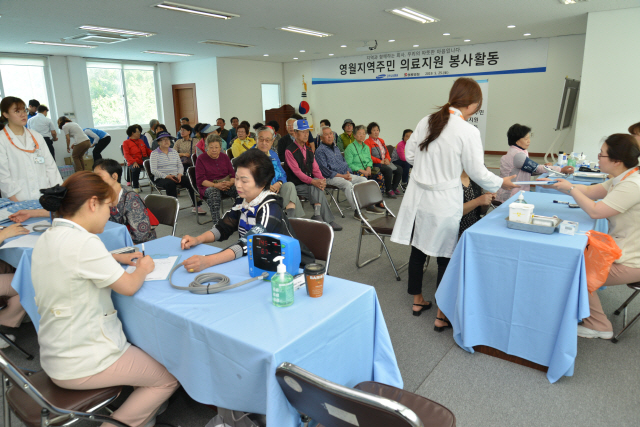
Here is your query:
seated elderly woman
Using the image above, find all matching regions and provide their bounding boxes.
[365,121,403,198]
[195,134,237,224]
[181,149,313,272]
[550,134,640,339]
[253,125,304,218]
[496,124,574,203]
[93,159,157,244]
[150,131,204,214]
[231,123,256,158]
[173,124,197,167]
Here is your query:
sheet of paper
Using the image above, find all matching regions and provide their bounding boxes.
[23,220,51,233]
[125,256,179,281]
[514,181,557,186]
[0,234,42,249]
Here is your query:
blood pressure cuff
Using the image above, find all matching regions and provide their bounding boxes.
[513,152,539,174]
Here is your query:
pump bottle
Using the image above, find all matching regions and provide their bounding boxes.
[271,256,294,307]
[515,191,527,204]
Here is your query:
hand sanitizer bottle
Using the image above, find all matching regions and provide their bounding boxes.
[271,256,294,307]
[515,191,527,204]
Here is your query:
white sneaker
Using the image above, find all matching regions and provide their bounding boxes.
[577,325,613,339]
[0,334,16,349]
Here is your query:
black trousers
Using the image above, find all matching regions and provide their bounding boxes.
[129,166,142,188]
[407,245,450,295]
[155,175,200,207]
[43,137,55,160]
[92,136,111,161]
[379,164,403,192]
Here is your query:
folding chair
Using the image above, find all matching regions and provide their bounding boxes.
[276,362,456,427]
[226,148,234,160]
[0,297,33,360]
[143,159,163,195]
[186,167,212,225]
[611,282,640,343]
[288,218,334,274]
[144,194,179,236]
[191,153,198,165]
[352,180,410,281]
[1,350,129,427]
[325,184,346,218]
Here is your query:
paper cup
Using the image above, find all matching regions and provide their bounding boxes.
[304,263,326,298]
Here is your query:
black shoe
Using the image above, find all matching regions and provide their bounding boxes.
[434,317,452,332]
[412,302,432,316]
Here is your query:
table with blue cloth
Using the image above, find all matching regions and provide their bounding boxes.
[0,218,134,330]
[435,191,607,383]
[536,172,606,194]
[112,236,402,427]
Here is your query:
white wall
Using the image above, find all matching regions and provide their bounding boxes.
[170,57,220,131]
[217,58,284,125]
[573,7,640,161]
[285,35,585,155]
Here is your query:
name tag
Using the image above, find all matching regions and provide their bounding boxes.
[34,156,45,164]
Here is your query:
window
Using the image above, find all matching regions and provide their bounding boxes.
[87,62,158,128]
[0,57,50,108]
[261,84,281,121]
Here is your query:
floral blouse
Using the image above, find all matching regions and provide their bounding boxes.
[110,186,156,244]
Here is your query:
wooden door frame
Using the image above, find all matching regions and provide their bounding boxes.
[172,83,198,132]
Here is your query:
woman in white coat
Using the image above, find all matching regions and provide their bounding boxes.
[390,78,517,330]
[0,96,62,202]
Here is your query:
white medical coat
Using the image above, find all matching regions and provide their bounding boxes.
[390,110,502,257]
[0,126,62,201]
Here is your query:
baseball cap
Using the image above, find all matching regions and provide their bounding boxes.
[293,119,310,131]
[200,124,219,134]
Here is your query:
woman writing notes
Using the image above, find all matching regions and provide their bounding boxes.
[391,77,518,330]
[550,134,640,339]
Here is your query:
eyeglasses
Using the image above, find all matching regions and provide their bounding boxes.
[258,138,273,143]
[597,153,609,159]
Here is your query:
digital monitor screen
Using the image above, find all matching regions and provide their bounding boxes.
[253,236,282,271]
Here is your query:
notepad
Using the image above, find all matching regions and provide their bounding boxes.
[125,256,180,281]
[0,234,42,249]
[513,181,558,186]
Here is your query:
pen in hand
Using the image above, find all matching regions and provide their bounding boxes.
[142,243,145,257]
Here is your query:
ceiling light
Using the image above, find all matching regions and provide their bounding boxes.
[293,57,298,60]
[388,39,395,42]
[27,41,96,48]
[464,39,471,42]
[559,0,588,4]
[340,45,347,48]
[524,33,531,36]
[279,26,332,37]
[443,33,450,36]
[263,54,269,56]
[300,50,305,52]
[155,2,238,19]
[142,50,193,56]
[329,53,334,56]
[199,40,253,48]
[507,25,516,28]
[79,25,155,37]
[387,7,439,24]
[413,44,419,47]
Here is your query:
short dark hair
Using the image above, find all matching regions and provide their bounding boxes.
[507,124,532,146]
[367,122,380,135]
[237,123,250,134]
[402,129,413,140]
[629,122,640,136]
[291,113,303,120]
[231,117,239,123]
[126,124,141,137]
[28,99,40,108]
[320,119,331,127]
[37,105,49,113]
[180,117,189,122]
[253,122,264,130]
[180,124,193,132]
[93,158,123,183]
[240,120,251,128]
[604,134,640,169]
[156,123,168,133]
[266,120,279,132]
[233,149,275,190]
[217,118,225,124]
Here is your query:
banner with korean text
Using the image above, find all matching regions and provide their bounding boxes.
[312,38,548,85]
[470,80,488,149]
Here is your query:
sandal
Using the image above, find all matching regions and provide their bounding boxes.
[434,317,452,332]
[412,302,432,317]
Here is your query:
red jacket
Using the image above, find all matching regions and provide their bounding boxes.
[123,138,152,166]
[364,137,390,164]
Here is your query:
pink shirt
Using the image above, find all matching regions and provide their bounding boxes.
[396,140,407,162]
[284,140,323,184]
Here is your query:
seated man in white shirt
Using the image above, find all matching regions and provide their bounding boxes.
[26,105,57,160]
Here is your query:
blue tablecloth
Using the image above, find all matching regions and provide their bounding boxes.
[112,236,402,427]
[0,219,134,330]
[536,173,606,194]
[435,191,605,383]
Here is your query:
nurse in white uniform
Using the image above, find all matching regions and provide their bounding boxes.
[390,78,517,328]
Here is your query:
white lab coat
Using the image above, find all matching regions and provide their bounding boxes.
[0,126,63,201]
[390,109,502,257]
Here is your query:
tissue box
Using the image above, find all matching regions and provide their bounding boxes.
[509,203,535,224]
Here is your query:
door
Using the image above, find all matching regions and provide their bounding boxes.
[172,83,198,133]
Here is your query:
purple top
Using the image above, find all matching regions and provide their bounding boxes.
[195,152,235,198]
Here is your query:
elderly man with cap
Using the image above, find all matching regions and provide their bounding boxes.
[337,118,356,153]
[284,120,342,231]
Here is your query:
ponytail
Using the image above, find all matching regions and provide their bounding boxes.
[40,171,117,218]
[419,78,482,152]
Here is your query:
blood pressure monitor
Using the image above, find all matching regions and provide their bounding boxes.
[247,233,301,280]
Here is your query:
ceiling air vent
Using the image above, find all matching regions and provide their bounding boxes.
[67,33,134,44]
[199,40,254,48]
